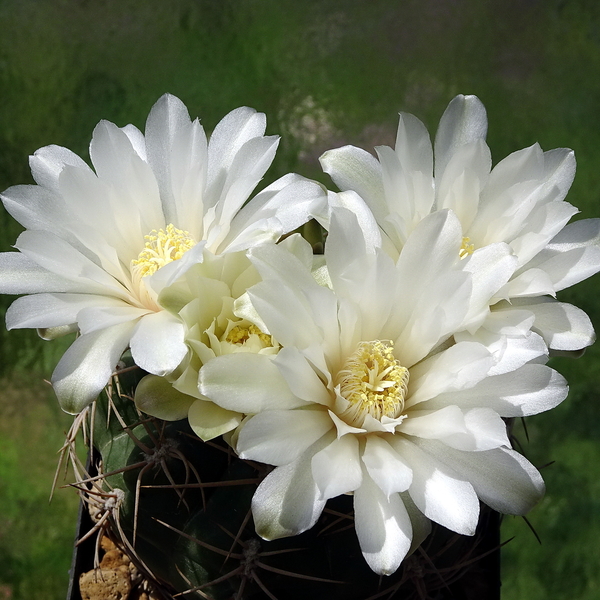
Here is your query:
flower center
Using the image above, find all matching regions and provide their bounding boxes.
[225,323,274,347]
[131,224,196,279]
[336,340,409,425]
[459,236,475,259]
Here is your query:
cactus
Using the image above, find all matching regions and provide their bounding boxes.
[66,357,500,600]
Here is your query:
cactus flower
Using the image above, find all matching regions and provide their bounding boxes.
[199,206,564,575]
[320,95,600,352]
[0,94,325,413]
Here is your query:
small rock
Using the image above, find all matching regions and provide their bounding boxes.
[79,567,132,600]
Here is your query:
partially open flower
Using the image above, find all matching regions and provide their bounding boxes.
[134,247,281,441]
[0,94,325,413]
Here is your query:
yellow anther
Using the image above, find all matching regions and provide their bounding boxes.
[131,224,196,278]
[225,324,273,347]
[337,340,409,425]
[459,236,475,259]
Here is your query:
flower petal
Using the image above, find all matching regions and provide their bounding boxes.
[29,144,91,191]
[237,408,332,466]
[130,311,187,376]
[311,434,362,499]
[320,145,386,219]
[425,363,567,417]
[0,253,83,294]
[199,353,304,413]
[223,174,327,252]
[390,436,480,535]
[273,347,332,405]
[513,297,596,351]
[5,293,124,330]
[52,321,137,414]
[354,469,412,575]
[414,439,545,515]
[362,435,413,497]
[434,94,488,183]
[134,374,195,421]
[252,433,333,540]
[188,399,242,441]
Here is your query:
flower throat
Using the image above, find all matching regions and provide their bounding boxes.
[337,340,409,425]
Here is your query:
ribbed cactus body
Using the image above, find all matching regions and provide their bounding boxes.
[85,368,497,599]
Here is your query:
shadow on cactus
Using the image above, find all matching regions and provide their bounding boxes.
[61,363,503,600]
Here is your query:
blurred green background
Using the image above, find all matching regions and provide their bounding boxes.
[1,0,599,598]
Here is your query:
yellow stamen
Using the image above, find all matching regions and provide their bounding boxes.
[459,236,475,259]
[337,340,408,425]
[225,324,273,347]
[131,224,196,278]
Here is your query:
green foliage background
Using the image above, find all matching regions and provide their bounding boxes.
[0,0,599,597]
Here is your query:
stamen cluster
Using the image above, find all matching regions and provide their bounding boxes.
[131,224,196,279]
[337,340,409,424]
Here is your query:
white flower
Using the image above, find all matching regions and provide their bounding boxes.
[320,94,600,352]
[134,246,280,441]
[0,94,325,413]
[198,207,564,575]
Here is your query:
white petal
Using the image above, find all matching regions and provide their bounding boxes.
[5,293,126,330]
[246,281,326,351]
[362,435,413,497]
[482,305,535,336]
[199,353,304,413]
[327,190,385,255]
[530,218,600,290]
[436,139,491,230]
[390,436,480,535]
[208,135,279,245]
[273,347,332,405]
[455,328,548,377]
[144,93,193,225]
[509,201,578,268]
[15,230,128,298]
[426,363,567,417]
[29,144,91,191]
[402,405,510,451]
[434,94,488,182]
[513,297,595,350]
[188,399,242,441]
[52,321,137,414]
[311,434,362,499]
[499,268,556,298]
[320,145,388,220]
[223,174,327,252]
[249,241,338,347]
[89,120,164,236]
[406,342,493,408]
[400,406,469,444]
[391,211,473,364]
[470,144,545,245]
[121,124,147,160]
[130,311,187,376]
[414,440,545,515]
[77,305,150,334]
[400,491,432,554]
[252,434,332,540]
[1,184,69,235]
[395,111,433,196]
[461,243,518,329]
[0,253,84,294]
[206,106,267,196]
[354,469,412,575]
[237,409,332,466]
[529,244,600,292]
